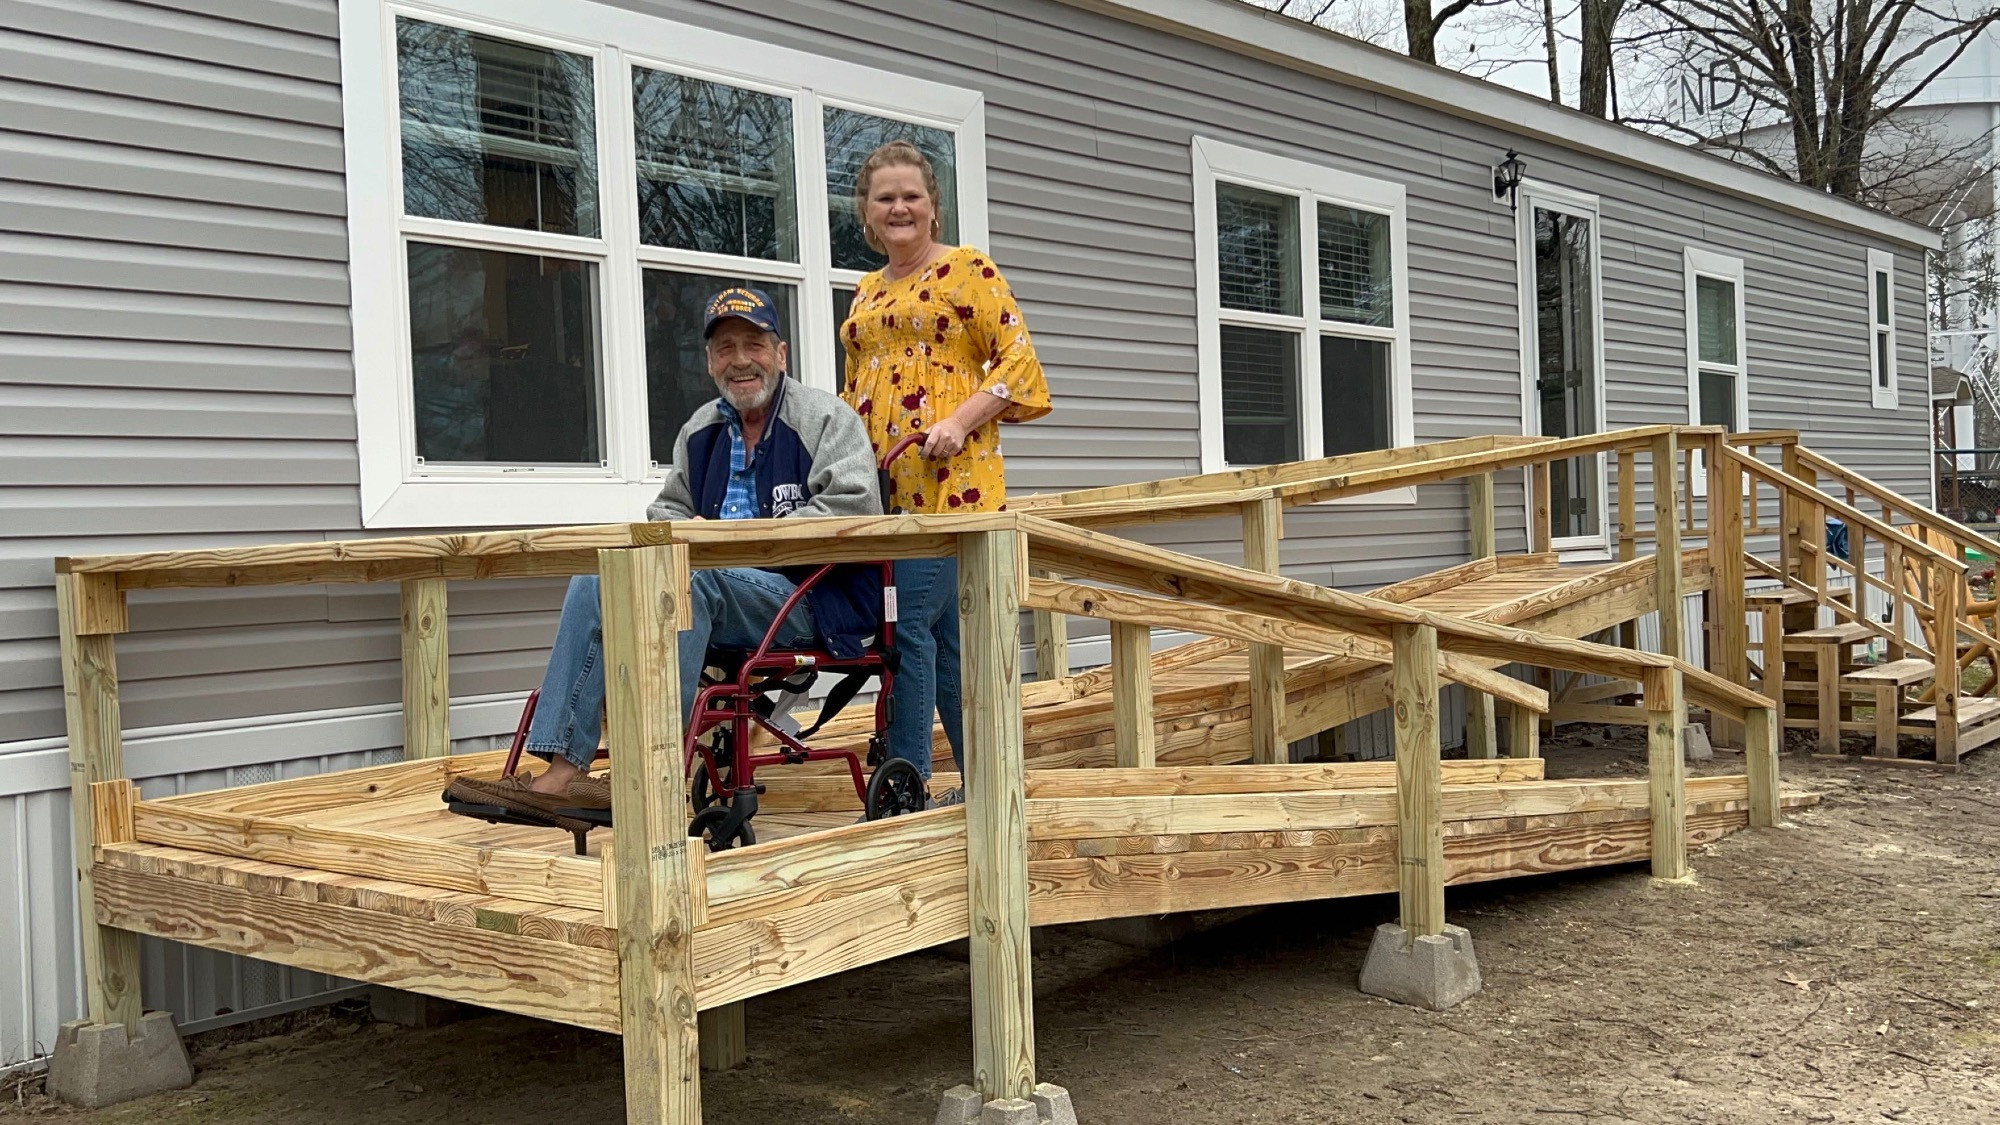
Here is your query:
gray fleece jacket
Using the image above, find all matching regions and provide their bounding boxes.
[644,377,882,522]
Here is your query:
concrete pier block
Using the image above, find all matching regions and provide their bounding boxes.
[1684,723,1715,762]
[47,1011,193,1109]
[936,1085,985,1124]
[1031,1083,1079,1125]
[981,1098,1039,1125]
[937,1083,1081,1124]
[1357,922,1482,1011]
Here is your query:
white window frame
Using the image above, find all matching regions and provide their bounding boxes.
[1515,181,1610,555]
[1683,247,1748,498]
[340,0,987,528]
[1868,248,1899,411]
[1191,137,1415,504]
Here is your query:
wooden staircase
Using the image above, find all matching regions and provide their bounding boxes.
[1728,436,2000,766]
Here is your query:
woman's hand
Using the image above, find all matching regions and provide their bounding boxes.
[923,417,970,459]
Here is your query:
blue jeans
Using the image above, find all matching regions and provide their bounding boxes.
[525,569,817,770]
[886,557,963,779]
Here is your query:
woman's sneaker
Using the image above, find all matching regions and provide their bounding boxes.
[927,787,964,809]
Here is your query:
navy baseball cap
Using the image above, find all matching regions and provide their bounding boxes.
[703,287,782,338]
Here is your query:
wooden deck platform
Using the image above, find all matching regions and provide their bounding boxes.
[86,751,1814,1037]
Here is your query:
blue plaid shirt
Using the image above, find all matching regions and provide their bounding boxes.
[715,399,762,521]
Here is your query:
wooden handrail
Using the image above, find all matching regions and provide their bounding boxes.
[1723,448,1965,574]
[1794,445,2000,562]
[1020,515,1766,722]
[1027,425,1723,529]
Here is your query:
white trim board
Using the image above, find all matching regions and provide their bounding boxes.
[1059,0,1939,252]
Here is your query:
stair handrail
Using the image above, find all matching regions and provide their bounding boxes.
[1792,445,2000,564]
[1021,424,1714,528]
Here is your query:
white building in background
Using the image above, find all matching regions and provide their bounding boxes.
[1912,27,1999,445]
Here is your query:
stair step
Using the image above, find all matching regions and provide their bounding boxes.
[1785,622,1876,645]
[1746,587,1815,606]
[1904,696,2000,728]
[1843,658,1936,687]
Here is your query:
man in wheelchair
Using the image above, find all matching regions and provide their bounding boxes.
[444,288,884,836]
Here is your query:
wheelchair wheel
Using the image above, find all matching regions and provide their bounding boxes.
[688,804,756,851]
[864,758,928,820]
[690,758,729,812]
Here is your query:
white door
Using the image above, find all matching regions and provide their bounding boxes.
[1517,184,1609,550]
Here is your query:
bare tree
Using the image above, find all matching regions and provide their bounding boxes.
[1577,0,1627,116]
[1615,0,2000,199]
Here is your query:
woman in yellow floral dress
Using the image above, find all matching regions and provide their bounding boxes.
[841,140,1051,799]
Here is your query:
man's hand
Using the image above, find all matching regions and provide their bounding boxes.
[923,417,970,459]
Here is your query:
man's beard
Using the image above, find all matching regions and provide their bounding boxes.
[716,366,778,414]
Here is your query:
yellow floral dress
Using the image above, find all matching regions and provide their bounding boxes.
[840,245,1051,514]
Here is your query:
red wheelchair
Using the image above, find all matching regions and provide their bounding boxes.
[451,433,930,852]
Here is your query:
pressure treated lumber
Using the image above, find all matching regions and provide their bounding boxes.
[55,574,142,1032]
[1020,759,1545,798]
[93,865,621,1031]
[960,528,1035,1103]
[400,578,450,760]
[1507,700,1540,758]
[130,801,602,911]
[1745,706,1779,827]
[1393,623,1445,938]
[1647,667,1689,880]
[1709,444,1747,745]
[599,544,701,1125]
[1022,579,1547,713]
[1243,496,1288,764]
[700,1005,746,1071]
[1110,622,1157,768]
[1030,568,1068,681]
[1652,431,1685,662]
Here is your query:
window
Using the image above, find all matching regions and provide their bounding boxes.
[1869,249,1898,410]
[1684,249,1747,432]
[1192,138,1413,488]
[342,0,987,527]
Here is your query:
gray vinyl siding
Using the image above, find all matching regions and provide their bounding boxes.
[0,0,1936,1068]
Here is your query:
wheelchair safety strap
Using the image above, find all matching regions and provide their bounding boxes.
[794,646,900,741]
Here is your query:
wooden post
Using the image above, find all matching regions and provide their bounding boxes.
[1745,704,1780,828]
[1885,542,1908,662]
[55,573,142,1033]
[1709,446,1747,746]
[1619,449,1639,651]
[1529,461,1553,554]
[1781,444,1805,582]
[598,544,700,1125]
[959,528,1035,1103]
[1110,621,1156,769]
[1645,666,1688,881]
[1935,565,1961,765]
[400,577,450,759]
[1506,699,1540,759]
[1029,568,1067,682]
[1464,474,1499,759]
[1392,623,1444,938]
[699,1005,747,1072]
[1468,472,1495,559]
[1651,432,1685,662]
[1242,497,1288,764]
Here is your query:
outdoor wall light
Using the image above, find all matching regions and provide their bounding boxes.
[1493,149,1527,211]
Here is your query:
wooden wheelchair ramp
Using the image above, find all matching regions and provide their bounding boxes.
[84,752,1809,1037]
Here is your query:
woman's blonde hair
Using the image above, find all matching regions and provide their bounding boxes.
[854,140,943,253]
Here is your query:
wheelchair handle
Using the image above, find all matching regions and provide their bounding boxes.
[881,432,927,469]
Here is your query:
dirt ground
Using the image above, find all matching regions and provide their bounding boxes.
[9,729,2000,1125]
